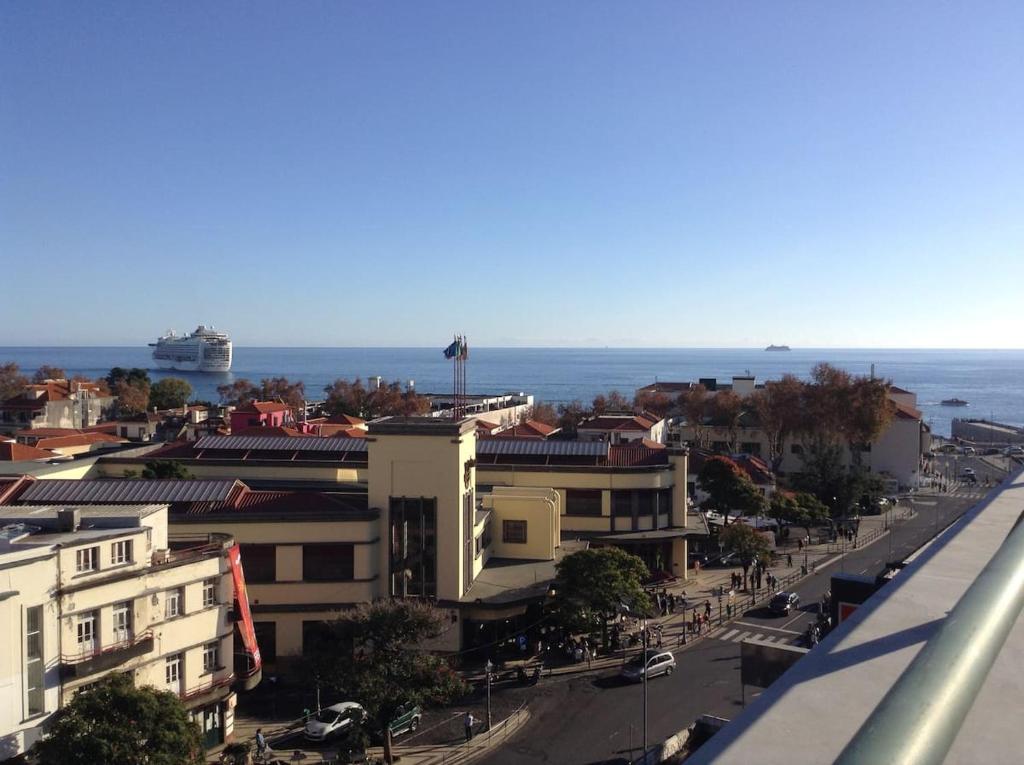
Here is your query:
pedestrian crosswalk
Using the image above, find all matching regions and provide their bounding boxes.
[707,626,803,646]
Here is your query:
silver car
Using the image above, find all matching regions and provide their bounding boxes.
[620,650,676,682]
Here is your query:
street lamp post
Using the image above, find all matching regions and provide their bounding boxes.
[485,659,493,731]
[642,619,648,756]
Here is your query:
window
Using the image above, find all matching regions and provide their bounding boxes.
[612,491,633,517]
[77,612,97,655]
[565,489,603,517]
[302,544,354,582]
[388,497,437,597]
[165,588,183,618]
[502,520,527,544]
[165,654,182,689]
[240,544,277,583]
[112,601,132,644]
[111,540,132,565]
[791,444,804,455]
[25,606,44,716]
[740,442,762,456]
[203,642,219,673]
[75,546,98,573]
[202,579,218,608]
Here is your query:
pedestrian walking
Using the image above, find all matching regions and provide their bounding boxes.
[668,593,676,613]
[704,600,712,620]
[465,712,475,742]
[255,729,267,759]
[798,538,803,552]
[787,553,793,568]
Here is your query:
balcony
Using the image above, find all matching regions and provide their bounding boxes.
[152,533,234,569]
[61,630,154,680]
[179,670,238,709]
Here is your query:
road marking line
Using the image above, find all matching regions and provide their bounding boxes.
[721,629,739,641]
[731,631,750,643]
[752,633,765,641]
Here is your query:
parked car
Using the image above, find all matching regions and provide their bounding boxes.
[769,592,800,616]
[961,467,976,476]
[620,650,676,683]
[961,473,978,484]
[984,447,1001,455]
[304,702,367,742]
[1004,446,1024,456]
[388,703,422,737]
[962,446,976,456]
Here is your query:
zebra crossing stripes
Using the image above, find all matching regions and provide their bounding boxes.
[710,628,801,646]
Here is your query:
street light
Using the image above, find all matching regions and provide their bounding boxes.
[641,619,648,756]
[485,659,493,731]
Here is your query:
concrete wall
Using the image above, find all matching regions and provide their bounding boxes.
[484,488,559,560]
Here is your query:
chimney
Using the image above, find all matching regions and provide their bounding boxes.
[57,508,80,533]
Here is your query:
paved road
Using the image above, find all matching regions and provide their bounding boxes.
[482,481,993,765]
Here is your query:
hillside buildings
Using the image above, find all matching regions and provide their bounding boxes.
[0,380,115,435]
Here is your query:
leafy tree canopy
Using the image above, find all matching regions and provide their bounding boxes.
[107,367,151,389]
[553,547,653,645]
[697,456,765,520]
[719,523,771,567]
[323,377,429,419]
[115,379,151,415]
[299,600,466,733]
[141,460,192,480]
[0,362,28,400]
[33,364,66,382]
[556,400,587,435]
[149,378,193,410]
[527,401,559,426]
[32,674,204,765]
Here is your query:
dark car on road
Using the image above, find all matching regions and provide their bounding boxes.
[769,592,800,616]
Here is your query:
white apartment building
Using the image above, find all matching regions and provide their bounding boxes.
[0,504,254,760]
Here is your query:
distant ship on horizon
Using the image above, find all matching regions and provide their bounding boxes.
[149,325,232,372]
[765,344,791,352]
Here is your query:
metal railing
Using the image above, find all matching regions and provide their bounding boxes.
[835,510,1024,765]
[439,702,528,765]
[60,629,154,664]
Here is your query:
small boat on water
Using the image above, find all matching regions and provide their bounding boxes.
[765,344,791,352]
[941,398,969,407]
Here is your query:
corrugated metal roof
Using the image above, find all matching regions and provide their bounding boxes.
[195,435,368,453]
[18,479,240,504]
[476,439,608,457]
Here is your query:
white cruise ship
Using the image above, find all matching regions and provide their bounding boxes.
[149,325,232,372]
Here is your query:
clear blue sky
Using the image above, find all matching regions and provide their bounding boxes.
[2,2,1022,348]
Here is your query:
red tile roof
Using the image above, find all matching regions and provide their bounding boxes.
[32,433,125,450]
[892,401,922,420]
[0,475,35,503]
[492,420,557,439]
[234,401,293,414]
[0,442,55,461]
[325,414,367,426]
[607,444,670,467]
[579,415,658,433]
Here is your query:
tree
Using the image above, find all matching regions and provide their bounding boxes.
[217,378,260,407]
[141,460,192,480]
[553,547,653,649]
[710,390,744,453]
[769,491,829,539]
[299,600,467,764]
[557,400,587,436]
[106,367,151,390]
[841,376,895,471]
[32,673,203,765]
[33,364,66,382]
[259,376,306,414]
[324,378,429,419]
[748,375,804,473]
[149,378,193,410]
[697,456,765,524]
[0,362,28,400]
[677,384,708,447]
[634,391,674,419]
[719,523,772,579]
[591,390,631,416]
[115,379,150,415]
[528,401,559,426]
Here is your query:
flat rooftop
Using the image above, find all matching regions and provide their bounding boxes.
[461,539,588,606]
[689,470,1024,765]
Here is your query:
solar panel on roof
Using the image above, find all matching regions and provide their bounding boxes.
[194,435,368,453]
[19,479,239,504]
[475,439,608,457]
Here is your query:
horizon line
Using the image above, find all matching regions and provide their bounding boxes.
[2,345,1024,352]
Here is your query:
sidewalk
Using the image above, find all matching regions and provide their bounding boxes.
[224,704,530,765]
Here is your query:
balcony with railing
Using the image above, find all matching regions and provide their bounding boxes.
[152,532,234,569]
[61,629,155,680]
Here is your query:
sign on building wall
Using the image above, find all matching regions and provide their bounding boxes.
[228,544,262,669]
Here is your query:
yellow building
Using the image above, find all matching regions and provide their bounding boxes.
[0,503,257,759]
[11,416,701,671]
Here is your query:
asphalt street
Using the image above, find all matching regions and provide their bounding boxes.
[482,457,1006,765]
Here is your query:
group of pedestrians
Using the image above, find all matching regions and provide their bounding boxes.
[654,588,681,616]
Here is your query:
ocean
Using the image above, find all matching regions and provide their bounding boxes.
[2,346,1022,437]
